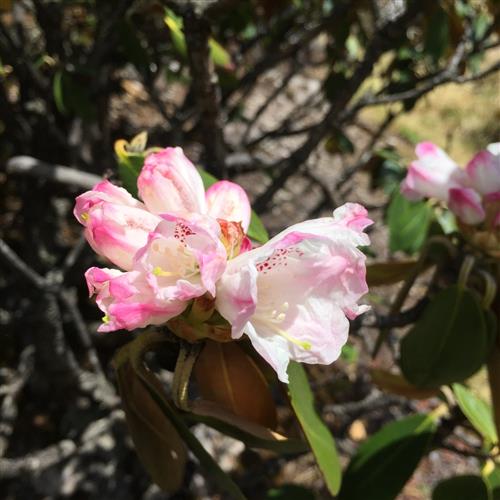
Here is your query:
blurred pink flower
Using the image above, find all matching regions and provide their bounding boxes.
[401,141,500,228]
[400,142,466,202]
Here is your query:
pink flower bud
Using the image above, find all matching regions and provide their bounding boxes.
[205,180,252,232]
[137,147,206,215]
[83,202,161,270]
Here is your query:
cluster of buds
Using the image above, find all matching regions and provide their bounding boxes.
[75,147,371,382]
[401,142,500,257]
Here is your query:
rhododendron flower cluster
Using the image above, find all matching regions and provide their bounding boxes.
[401,142,500,228]
[75,147,371,382]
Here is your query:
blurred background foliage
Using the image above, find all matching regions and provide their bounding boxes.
[0,0,500,499]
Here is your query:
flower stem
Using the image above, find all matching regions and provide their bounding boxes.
[172,341,202,411]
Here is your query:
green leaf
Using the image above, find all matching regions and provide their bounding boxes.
[197,167,218,189]
[198,167,269,243]
[452,383,498,445]
[114,348,187,492]
[400,286,489,388]
[164,9,187,56]
[387,191,432,254]
[340,414,437,500]
[114,137,147,197]
[185,402,308,454]
[266,484,316,499]
[288,362,341,495]
[432,475,489,500]
[247,211,269,243]
[124,332,247,500]
[164,8,233,69]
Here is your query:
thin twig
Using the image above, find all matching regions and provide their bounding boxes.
[6,156,102,190]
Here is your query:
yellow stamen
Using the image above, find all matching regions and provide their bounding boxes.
[277,327,312,350]
[81,212,89,222]
[152,266,176,277]
[102,314,110,324]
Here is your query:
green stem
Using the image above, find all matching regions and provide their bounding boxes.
[172,341,202,411]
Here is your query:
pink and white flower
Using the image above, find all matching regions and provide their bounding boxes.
[216,204,371,382]
[448,187,485,225]
[401,141,500,229]
[79,202,161,271]
[85,267,186,332]
[400,142,466,202]
[465,149,500,196]
[134,213,227,301]
[205,180,251,232]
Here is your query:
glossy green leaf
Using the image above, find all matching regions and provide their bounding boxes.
[288,362,341,495]
[400,286,489,388]
[452,383,498,445]
[247,211,269,243]
[387,191,432,254]
[432,475,489,500]
[340,414,436,500]
[186,401,307,454]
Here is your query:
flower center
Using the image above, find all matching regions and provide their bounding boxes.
[256,301,311,350]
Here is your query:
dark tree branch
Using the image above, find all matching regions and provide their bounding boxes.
[183,8,227,178]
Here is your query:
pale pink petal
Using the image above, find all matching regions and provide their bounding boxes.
[448,187,485,225]
[86,269,186,332]
[84,203,161,270]
[402,142,465,202]
[134,213,227,301]
[465,150,500,195]
[74,180,143,224]
[137,147,206,215]
[85,267,122,297]
[206,181,252,232]
[216,218,369,383]
[332,202,373,233]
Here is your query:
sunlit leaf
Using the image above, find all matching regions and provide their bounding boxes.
[288,362,342,495]
[387,191,432,254]
[453,383,498,445]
